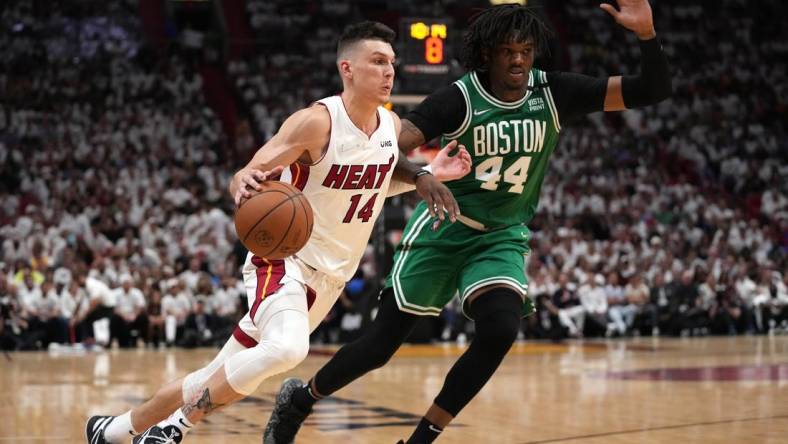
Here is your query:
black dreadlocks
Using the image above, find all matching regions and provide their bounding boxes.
[462,4,553,72]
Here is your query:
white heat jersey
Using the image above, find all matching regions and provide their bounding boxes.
[276,95,399,281]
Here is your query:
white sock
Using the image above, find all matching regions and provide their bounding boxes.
[103,411,138,443]
[156,408,193,437]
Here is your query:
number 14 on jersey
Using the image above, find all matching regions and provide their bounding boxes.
[343,193,378,223]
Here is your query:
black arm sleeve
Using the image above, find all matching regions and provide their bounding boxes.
[404,84,466,141]
[621,37,672,108]
[548,36,672,123]
[548,71,609,122]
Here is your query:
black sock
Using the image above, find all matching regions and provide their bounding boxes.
[291,379,320,411]
[406,418,442,443]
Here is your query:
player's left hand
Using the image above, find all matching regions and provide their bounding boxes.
[415,174,460,228]
[600,0,656,39]
[233,165,285,207]
[430,140,472,181]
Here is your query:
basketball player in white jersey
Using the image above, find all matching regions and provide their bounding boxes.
[86,21,472,444]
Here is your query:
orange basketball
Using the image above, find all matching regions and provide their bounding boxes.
[234,181,313,259]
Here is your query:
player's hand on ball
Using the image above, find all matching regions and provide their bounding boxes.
[415,174,461,228]
[234,165,285,207]
[430,140,472,181]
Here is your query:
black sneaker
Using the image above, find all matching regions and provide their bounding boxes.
[85,416,114,444]
[263,378,312,444]
[132,425,184,444]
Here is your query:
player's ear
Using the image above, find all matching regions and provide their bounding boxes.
[338,60,353,80]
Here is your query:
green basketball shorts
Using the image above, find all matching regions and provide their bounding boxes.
[384,202,535,319]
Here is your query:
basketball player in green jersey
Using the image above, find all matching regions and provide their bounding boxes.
[265,1,671,443]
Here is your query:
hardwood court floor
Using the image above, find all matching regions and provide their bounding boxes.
[1,336,787,443]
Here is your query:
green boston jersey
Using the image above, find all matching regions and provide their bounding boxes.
[441,69,561,228]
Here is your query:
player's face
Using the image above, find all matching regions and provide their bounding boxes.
[488,38,535,93]
[347,40,396,104]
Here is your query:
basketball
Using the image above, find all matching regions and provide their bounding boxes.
[234,181,313,259]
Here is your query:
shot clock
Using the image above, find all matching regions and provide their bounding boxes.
[398,18,454,93]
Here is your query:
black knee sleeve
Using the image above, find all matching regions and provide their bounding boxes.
[434,287,522,417]
[470,289,522,353]
[314,288,419,396]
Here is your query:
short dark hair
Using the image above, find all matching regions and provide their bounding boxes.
[337,21,396,57]
[462,4,552,71]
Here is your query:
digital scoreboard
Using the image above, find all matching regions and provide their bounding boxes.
[398,18,453,93]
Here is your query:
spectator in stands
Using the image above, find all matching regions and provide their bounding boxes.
[522,270,555,340]
[192,274,214,314]
[211,275,242,339]
[709,284,743,336]
[146,289,165,348]
[36,280,69,346]
[72,269,117,346]
[12,259,44,290]
[649,272,675,335]
[697,272,719,318]
[580,274,608,336]
[30,239,50,271]
[337,271,373,343]
[161,279,193,346]
[605,272,632,337]
[180,256,204,291]
[16,272,41,329]
[61,279,85,343]
[553,273,584,338]
[627,274,656,335]
[1,280,29,350]
[112,274,147,348]
[753,270,788,333]
[733,270,758,333]
[673,270,707,336]
[180,299,214,348]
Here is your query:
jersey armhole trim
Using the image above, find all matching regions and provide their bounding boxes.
[382,107,399,137]
[541,71,562,133]
[301,101,331,166]
[443,82,471,140]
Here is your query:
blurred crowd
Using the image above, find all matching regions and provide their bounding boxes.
[1,1,239,350]
[1,0,786,351]
[507,0,787,340]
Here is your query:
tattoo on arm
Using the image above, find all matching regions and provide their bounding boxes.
[392,150,421,184]
[398,119,426,152]
[392,119,428,183]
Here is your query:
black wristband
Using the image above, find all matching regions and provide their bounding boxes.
[621,36,672,108]
[413,169,432,182]
[638,35,662,53]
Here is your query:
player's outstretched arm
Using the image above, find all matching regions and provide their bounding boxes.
[389,113,468,223]
[428,140,472,181]
[397,119,427,152]
[228,106,330,206]
[387,139,471,196]
[387,118,429,195]
[599,0,671,111]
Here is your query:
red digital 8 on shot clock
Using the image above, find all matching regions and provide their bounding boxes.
[398,18,453,92]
